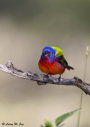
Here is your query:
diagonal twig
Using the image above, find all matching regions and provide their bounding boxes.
[0,61,90,95]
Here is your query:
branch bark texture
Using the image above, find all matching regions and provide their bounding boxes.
[0,61,90,95]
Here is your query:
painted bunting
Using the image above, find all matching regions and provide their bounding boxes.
[38,46,74,82]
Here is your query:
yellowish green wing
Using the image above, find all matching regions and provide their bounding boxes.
[51,46,63,57]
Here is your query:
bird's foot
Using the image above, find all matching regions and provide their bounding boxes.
[58,75,61,84]
[43,74,49,79]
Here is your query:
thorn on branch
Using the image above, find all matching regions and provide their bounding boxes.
[6,61,13,68]
[6,61,24,73]
[74,77,82,84]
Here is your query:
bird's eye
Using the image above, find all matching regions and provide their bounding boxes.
[42,52,51,57]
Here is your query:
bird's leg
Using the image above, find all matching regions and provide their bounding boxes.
[43,74,49,79]
[58,75,61,84]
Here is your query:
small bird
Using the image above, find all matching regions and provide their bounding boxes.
[38,46,74,82]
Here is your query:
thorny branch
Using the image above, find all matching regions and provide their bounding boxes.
[0,61,90,95]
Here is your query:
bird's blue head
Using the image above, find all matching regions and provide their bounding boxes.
[41,46,55,62]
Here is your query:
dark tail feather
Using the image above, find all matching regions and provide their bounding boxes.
[67,66,74,70]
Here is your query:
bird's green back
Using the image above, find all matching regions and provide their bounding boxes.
[51,46,66,64]
[51,46,63,57]
[51,46,74,70]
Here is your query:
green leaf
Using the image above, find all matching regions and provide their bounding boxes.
[44,120,53,127]
[55,108,81,126]
[40,120,53,127]
[58,123,65,127]
[40,125,45,127]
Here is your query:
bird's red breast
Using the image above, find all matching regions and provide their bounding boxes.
[38,58,65,75]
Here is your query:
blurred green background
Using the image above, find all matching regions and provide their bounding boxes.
[0,0,90,127]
